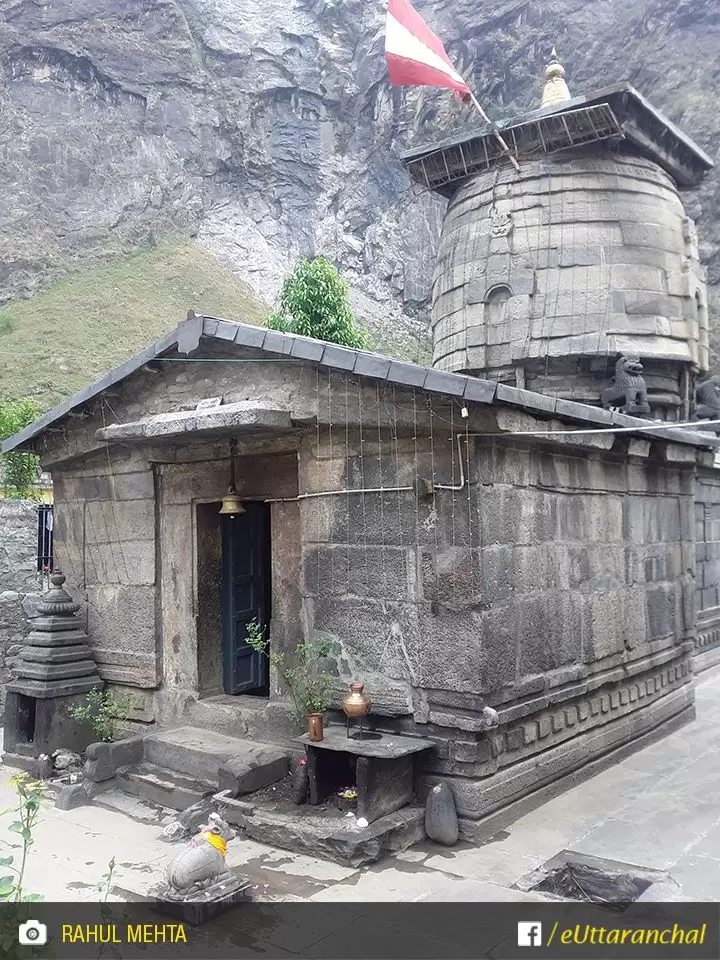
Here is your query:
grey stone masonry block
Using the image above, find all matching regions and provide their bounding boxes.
[55,783,90,810]
[321,343,357,371]
[557,245,603,267]
[353,353,392,380]
[463,377,497,404]
[523,722,538,744]
[624,295,683,318]
[290,336,325,361]
[234,324,267,348]
[262,330,294,356]
[116,764,214,811]
[506,728,524,751]
[538,717,552,739]
[620,223,684,252]
[84,736,145,782]
[217,745,290,796]
[422,369,466,397]
[387,360,427,388]
[215,320,239,341]
[496,383,557,414]
[143,727,281,786]
[554,399,613,424]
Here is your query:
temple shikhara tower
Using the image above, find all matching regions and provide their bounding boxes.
[402,52,714,422]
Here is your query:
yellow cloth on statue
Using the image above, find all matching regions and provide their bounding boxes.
[199,831,227,858]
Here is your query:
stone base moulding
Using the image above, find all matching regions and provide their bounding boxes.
[418,656,693,823]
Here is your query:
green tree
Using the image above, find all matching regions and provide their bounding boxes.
[267,257,370,349]
[0,399,39,499]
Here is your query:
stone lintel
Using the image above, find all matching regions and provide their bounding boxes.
[95,402,294,444]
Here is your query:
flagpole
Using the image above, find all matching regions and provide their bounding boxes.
[467,92,521,173]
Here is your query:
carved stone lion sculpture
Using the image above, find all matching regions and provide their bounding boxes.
[695,378,720,419]
[693,378,720,432]
[166,812,236,895]
[601,356,651,416]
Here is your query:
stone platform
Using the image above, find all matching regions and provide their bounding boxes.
[298,726,434,824]
[153,875,253,925]
[214,788,425,867]
[82,726,290,812]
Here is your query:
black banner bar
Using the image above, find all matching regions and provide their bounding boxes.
[1,901,717,960]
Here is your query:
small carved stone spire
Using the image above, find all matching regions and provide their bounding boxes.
[8,570,103,698]
[540,47,571,108]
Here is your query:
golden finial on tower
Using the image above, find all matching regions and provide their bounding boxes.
[540,47,571,108]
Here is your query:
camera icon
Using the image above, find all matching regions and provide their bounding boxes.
[18,920,48,946]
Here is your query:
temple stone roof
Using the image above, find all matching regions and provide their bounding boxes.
[401,83,714,194]
[3,312,719,454]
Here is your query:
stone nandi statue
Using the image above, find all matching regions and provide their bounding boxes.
[601,355,651,416]
[165,812,236,896]
[693,378,720,432]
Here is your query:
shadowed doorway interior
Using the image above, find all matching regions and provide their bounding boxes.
[196,500,271,698]
[221,501,271,696]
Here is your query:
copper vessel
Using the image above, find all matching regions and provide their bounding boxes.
[307,712,324,742]
[342,682,371,719]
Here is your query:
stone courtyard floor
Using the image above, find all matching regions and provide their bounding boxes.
[1,666,719,905]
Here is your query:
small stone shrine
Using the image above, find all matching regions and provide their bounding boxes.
[299,725,435,824]
[3,571,104,766]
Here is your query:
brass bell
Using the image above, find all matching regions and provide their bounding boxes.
[219,488,245,516]
[219,437,244,516]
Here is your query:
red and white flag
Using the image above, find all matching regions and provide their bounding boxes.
[385,0,471,101]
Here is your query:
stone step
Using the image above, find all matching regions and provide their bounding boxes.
[117,763,216,811]
[143,726,288,788]
[94,788,176,826]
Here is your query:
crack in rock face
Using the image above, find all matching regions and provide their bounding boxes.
[0,0,717,356]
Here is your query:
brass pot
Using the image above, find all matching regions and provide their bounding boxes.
[342,682,371,719]
[307,712,324,742]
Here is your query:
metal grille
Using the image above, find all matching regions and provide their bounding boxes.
[37,504,53,586]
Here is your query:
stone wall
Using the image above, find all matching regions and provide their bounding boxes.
[31,341,704,820]
[0,500,40,717]
[694,459,720,671]
[302,424,697,822]
[432,152,708,418]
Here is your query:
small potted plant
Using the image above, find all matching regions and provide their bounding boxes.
[246,623,332,740]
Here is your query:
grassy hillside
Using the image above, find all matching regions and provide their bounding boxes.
[0,236,268,410]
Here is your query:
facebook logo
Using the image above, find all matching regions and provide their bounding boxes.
[517,922,543,947]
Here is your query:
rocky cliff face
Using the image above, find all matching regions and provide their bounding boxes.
[0,0,718,358]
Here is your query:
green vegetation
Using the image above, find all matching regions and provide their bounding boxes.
[0,398,40,497]
[0,773,45,903]
[0,235,268,410]
[268,257,369,349]
[245,619,333,722]
[67,688,136,742]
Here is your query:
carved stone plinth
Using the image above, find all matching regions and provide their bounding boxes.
[153,875,252,926]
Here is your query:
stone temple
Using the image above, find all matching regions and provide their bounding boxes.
[1,54,718,858]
